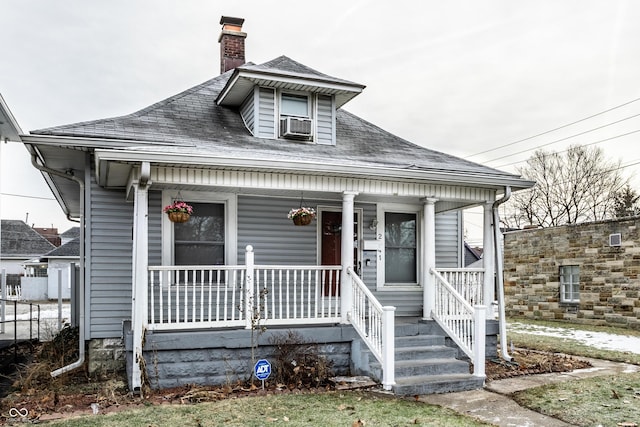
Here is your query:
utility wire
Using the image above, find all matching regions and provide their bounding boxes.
[485,113,640,164]
[0,192,56,201]
[465,96,640,159]
[493,129,640,169]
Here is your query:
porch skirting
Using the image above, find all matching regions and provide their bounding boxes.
[123,323,359,390]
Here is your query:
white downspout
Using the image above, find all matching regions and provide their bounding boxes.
[29,150,86,376]
[493,186,512,362]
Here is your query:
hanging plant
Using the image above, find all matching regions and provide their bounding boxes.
[288,207,316,226]
[164,201,194,223]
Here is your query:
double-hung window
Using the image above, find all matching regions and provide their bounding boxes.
[559,265,580,303]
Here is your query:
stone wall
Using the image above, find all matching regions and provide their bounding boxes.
[503,217,640,330]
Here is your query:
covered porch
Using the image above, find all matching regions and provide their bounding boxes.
[126,161,505,392]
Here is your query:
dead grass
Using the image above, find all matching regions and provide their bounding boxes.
[512,372,640,427]
[41,391,493,427]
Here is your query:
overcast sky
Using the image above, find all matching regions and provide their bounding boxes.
[1,1,639,242]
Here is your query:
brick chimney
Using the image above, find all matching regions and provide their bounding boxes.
[218,16,246,74]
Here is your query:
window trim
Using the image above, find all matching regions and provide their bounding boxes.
[376,203,422,291]
[162,191,237,266]
[559,265,580,304]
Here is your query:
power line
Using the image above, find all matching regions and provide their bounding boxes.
[0,192,56,201]
[485,113,640,165]
[465,96,640,159]
[493,129,640,169]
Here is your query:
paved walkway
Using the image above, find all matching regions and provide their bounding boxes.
[419,358,639,427]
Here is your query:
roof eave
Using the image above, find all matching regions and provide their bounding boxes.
[0,92,25,142]
[95,148,535,192]
[216,69,365,108]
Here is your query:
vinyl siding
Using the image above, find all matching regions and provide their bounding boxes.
[237,195,320,265]
[257,87,276,138]
[316,94,335,145]
[88,175,133,338]
[435,211,462,268]
[239,91,255,135]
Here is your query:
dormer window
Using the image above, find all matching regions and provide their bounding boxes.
[281,93,309,117]
[280,93,313,140]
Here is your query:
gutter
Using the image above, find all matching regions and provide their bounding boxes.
[492,186,513,362]
[28,148,86,376]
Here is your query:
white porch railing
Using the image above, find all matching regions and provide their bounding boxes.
[147,250,342,331]
[347,267,395,390]
[431,268,486,378]
[436,268,485,306]
[148,266,247,330]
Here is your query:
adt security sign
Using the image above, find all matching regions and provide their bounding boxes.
[254,359,271,381]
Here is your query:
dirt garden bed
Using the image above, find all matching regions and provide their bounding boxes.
[0,335,592,424]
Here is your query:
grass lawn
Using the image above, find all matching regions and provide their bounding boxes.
[506,317,640,426]
[46,391,492,427]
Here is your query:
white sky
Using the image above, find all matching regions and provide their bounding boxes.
[1,1,639,243]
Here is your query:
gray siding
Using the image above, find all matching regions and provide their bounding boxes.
[435,211,462,268]
[257,87,276,138]
[88,175,133,339]
[239,91,255,135]
[149,190,162,266]
[237,195,321,265]
[316,94,335,145]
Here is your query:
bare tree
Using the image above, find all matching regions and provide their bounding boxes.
[503,145,629,228]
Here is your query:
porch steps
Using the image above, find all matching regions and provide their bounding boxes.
[358,321,484,395]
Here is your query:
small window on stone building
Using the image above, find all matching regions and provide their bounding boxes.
[560,265,580,303]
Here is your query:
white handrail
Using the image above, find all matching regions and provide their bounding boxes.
[347,267,395,390]
[431,268,485,378]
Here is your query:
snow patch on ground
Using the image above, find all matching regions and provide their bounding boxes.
[508,322,640,354]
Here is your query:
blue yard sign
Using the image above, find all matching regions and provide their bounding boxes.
[254,359,271,381]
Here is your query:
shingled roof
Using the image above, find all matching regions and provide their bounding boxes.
[30,56,522,182]
[1,220,56,258]
[42,237,79,258]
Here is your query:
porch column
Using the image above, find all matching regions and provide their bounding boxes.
[131,162,150,392]
[340,191,358,323]
[483,202,496,319]
[422,198,437,319]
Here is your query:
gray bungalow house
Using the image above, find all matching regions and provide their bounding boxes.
[0,17,533,394]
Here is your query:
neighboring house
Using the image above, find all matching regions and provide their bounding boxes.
[40,237,80,300]
[464,243,483,267]
[1,17,533,394]
[60,227,80,246]
[503,217,640,330]
[0,219,56,299]
[33,227,62,247]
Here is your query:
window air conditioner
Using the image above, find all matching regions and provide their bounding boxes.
[609,233,622,247]
[280,117,313,139]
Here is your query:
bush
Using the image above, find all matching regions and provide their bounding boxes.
[268,330,333,388]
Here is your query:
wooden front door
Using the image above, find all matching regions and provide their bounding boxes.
[321,210,360,296]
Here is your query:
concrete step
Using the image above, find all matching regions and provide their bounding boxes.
[393,358,471,377]
[393,373,484,396]
[394,345,458,361]
[395,334,446,347]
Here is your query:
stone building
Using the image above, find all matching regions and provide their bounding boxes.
[503,217,640,330]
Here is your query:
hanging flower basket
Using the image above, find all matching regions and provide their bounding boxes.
[164,201,194,223]
[167,211,191,223]
[288,207,316,226]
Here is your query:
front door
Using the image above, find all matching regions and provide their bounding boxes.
[320,210,360,296]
